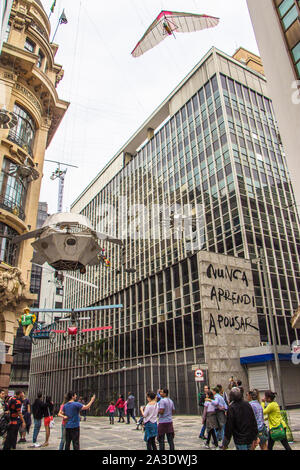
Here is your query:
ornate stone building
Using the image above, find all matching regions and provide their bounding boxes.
[0,0,68,390]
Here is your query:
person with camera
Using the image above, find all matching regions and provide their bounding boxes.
[61,391,95,450]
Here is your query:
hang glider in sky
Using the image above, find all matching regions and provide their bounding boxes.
[131,10,220,58]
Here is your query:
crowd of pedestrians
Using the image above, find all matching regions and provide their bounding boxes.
[198,378,292,451]
[0,378,294,451]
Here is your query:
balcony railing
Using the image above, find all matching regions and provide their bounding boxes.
[7,130,34,157]
[0,194,25,220]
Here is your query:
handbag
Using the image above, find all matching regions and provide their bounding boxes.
[258,424,269,441]
[270,423,285,441]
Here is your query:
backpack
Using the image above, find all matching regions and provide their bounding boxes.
[0,413,9,437]
[198,393,205,407]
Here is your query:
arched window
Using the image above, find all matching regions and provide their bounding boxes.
[0,158,28,220]
[0,223,19,266]
[8,104,36,157]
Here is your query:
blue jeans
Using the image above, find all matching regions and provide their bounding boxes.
[127,408,136,423]
[235,444,252,450]
[199,424,206,438]
[217,424,225,442]
[59,425,66,450]
[32,418,41,443]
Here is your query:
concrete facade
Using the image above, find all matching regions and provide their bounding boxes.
[247,0,300,206]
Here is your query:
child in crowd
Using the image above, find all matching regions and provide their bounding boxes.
[106,402,116,425]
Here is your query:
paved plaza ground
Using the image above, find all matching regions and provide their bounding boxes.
[11,409,300,451]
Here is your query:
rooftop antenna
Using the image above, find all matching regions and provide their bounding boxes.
[45,159,78,213]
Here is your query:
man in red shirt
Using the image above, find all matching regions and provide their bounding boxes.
[3,391,26,450]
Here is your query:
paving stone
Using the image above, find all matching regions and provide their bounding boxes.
[13,411,300,451]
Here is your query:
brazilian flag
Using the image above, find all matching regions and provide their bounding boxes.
[50,0,56,13]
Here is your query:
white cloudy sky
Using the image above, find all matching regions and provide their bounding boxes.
[39,0,259,214]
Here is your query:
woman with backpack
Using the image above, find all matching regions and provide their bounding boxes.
[262,390,292,451]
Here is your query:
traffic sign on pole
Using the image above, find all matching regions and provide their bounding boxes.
[194,369,204,382]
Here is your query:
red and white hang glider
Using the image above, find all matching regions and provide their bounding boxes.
[131,10,220,58]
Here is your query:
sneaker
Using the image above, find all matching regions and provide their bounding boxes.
[34,443,41,448]
[204,444,210,449]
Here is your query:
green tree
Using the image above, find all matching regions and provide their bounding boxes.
[76,338,115,369]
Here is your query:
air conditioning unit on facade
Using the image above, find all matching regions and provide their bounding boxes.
[158,314,166,323]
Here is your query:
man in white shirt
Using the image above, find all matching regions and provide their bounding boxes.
[157,388,175,450]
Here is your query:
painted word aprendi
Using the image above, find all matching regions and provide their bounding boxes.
[210,286,255,310]
[206,263,249,287]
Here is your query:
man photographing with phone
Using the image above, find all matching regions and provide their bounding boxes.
[61,392,95,450]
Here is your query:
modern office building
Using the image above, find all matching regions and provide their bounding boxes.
[30,47,300,413]
[0,0,69,390]
[38,265,64,324]
[247,0,300,206]
[0,0,13,54]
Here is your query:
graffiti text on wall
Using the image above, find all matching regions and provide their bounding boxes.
[207,263,255,311]
[209,314,259,337]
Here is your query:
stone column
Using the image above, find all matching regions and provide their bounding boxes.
[198,251,261,389]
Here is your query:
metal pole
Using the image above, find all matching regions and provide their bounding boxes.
[57,169,67,212]
[51,19,60,43]
[45,159,78,169]
[259,248,285,409]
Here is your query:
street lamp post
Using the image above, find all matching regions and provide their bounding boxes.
[259,248,285,409]
[45,159,78,213]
